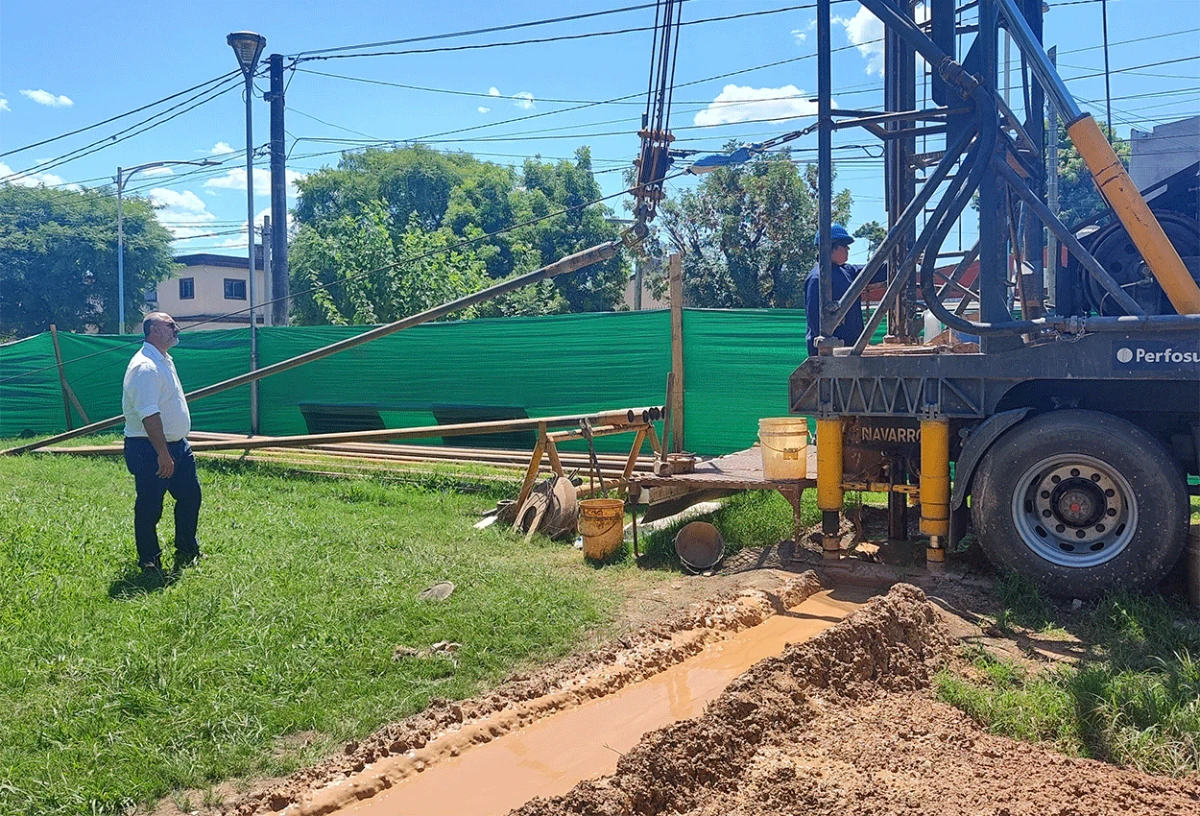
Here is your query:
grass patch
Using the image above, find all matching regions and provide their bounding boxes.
[0,451,638,815]
[637,489,822,566]
[937,581,1200,776]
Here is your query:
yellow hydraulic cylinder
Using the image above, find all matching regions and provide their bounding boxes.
[1068,113,1200,315]
[920,418,951,563]
[815,417,844,511]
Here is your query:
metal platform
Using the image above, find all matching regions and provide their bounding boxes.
[628,447,816,542]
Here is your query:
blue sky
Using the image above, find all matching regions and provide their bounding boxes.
[1,0,1196,264]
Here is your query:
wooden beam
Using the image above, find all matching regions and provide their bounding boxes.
[668,252,685,452]
[50,325,72,430]
[13,406,660,457]
[49,325,90,429]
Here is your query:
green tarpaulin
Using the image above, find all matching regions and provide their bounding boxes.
[1,309,862,455]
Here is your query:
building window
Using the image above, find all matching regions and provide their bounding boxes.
[224,278,247,300]
[179,278,195,300]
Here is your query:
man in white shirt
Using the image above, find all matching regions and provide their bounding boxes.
[122,312,202,575]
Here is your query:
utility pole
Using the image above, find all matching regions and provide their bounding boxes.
[227,31,266,435]
[262,215,273,327]
[267,53,290,326]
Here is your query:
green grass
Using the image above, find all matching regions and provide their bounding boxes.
[937,579,1200,777]
[637,489,822,566]
[0,452,632,815]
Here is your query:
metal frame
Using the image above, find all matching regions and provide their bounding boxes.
[799,0,1200,430]
[807,0,1184,360]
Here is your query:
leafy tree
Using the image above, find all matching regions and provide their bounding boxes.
[1056,119,1130,227]
[0,184,175,337]
[653,148,852,308]
[291,145,628,322]
[853,220,887,254]
[290,202,488,325]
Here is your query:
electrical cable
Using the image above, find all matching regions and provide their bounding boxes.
[0,71,240,159]
[295,4,842,63]
[1,77,244,183]
[293,2,662,58]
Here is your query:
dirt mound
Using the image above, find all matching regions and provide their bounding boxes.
[513,584,1200,816]
[513,584,948,816]
[222,572,824,816]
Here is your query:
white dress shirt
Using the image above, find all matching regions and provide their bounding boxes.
[122,342,191,442]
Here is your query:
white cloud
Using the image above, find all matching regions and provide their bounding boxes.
[693,84,818,127]
[477,106,491,114]
[513,91,535,110]
[488,87,501,97]
[210,141,235,155]
[203,167,305,198]
[833,5,926,76]
[20,89,73,107]
[0,160,75,189]
[148,188,217,239]
[791,29,807,44]
[0,96,9,113]
[139,166,174,177]
[833,6,885,76]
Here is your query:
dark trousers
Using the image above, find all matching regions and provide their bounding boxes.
[123,437,202,566]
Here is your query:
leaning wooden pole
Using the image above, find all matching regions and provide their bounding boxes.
[40,408,662,456]
[4,234,636,456]
[667,252,685,453]
[49,324,73,431]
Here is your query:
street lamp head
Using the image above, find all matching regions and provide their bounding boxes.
[227,31,266,76]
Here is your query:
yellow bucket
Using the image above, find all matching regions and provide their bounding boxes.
[579,498,625,560]
[1187,525,1200,610]
[758,417,809,480]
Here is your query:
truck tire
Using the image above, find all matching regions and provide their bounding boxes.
[971,409,1187,598]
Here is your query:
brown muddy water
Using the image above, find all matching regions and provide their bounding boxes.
[318,588,869,816]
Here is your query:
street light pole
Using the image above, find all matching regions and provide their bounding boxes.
[228,30,266,434]
[116,160,216,333]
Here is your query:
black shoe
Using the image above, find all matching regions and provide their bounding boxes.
[140,557,164,577]
[174,550,203,569]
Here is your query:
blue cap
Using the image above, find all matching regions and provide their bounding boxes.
[814,223,855,247]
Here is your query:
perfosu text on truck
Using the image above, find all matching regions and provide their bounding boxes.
[1130,348,1200,364]
[1113,341,1200,369]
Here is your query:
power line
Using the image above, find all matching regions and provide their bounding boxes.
[1062,55,1200,82]
[295,4,836,63]
[1058,27,1200,56]
[293,1,661,58]
[0,71,240,159]
[296,67,835,107]
[1,77,244,183]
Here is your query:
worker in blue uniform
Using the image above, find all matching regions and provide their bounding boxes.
[804,224,887,356]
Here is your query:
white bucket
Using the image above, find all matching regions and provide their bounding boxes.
[758,417,809,481]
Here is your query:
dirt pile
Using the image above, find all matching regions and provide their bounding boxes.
[513,584,1200,816]
[222,572,824,816]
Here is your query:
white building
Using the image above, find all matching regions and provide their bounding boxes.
[1129,115,1200,190]
[149,251,267,331]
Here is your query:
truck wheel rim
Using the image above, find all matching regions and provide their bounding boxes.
[1011,453,1137,568]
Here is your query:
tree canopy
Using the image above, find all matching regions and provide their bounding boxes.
[290,145,629,324]
[0,184,175,338]
[1056,119,1130,227]
[650,149,853,308]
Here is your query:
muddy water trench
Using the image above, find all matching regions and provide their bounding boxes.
[309,586,872,816]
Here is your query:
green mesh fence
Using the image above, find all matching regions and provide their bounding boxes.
[1,308,868,455]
